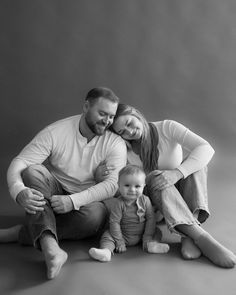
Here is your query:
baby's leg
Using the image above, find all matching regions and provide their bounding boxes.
[0,225,22,242]
[89,230,115,262]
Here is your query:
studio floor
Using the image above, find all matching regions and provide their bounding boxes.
[0,149,235,295]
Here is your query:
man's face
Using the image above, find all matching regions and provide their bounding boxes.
[84,97,118,135]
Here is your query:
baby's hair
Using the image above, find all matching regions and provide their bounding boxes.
[118,164,146,181]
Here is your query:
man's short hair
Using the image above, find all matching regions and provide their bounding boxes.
[85,87,119,105]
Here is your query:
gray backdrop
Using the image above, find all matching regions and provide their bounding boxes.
[1,0,236,215]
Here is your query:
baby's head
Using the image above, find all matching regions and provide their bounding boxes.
[118,165,146,201]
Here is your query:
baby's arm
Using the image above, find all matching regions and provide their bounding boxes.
[109,199,127,253]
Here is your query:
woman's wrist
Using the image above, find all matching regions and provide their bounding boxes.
[174,169,184,180]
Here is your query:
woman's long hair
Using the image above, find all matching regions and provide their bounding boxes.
[111,104,159,173]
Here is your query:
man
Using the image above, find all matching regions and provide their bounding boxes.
[1,87,127,279]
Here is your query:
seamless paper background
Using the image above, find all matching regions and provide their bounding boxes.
[0,1,235,215]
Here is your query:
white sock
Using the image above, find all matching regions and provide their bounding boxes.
[147,241,170,254]
[89,248,111,262]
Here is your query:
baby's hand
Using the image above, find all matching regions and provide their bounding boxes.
[116,244,127,253]
[142,240,149,251]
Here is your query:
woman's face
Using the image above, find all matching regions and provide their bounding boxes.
[112,114,143,140]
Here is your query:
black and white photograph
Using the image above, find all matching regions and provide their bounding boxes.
[0,1,236,294]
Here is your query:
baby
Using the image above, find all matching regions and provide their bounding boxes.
[89,164,169,262]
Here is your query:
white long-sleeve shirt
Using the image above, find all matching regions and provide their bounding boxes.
[127,120,215,177]
[7,115,127,209]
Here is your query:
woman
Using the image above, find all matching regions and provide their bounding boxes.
[98,103,236,268]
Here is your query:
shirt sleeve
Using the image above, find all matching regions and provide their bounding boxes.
[15,127,53,165]
[162,120,215,178]
[70,137,127,209]
[7,128,53,200]
[109,199,126,246]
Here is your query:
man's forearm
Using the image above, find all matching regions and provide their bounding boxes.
[7,158,28,201]
[70,177,118,210]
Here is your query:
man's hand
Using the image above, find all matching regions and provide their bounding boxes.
[16,188,46,214]
[147,169,183,191]
[50,195,74,214]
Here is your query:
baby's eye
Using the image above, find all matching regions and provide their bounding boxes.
[135,185,141,188]
[124,184,130,187]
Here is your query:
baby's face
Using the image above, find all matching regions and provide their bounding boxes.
[118,173,145,201]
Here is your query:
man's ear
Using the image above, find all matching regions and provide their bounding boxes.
[83,101,89,113]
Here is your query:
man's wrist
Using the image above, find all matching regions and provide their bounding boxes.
[68,195,76,210]
[10,183,26,202]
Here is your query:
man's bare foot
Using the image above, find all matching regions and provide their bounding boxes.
[40,232,68,279]
[0,225,22,242]
[44,247,68,279]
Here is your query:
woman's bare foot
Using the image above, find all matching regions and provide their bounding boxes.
[195,232,236,268]
[181,237,201,260]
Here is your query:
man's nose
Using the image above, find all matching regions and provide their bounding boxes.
[102,116,110,125]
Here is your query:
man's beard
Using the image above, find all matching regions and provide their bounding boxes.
[86,117,110,135]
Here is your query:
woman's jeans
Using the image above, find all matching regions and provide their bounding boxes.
[18,164,108,249]
[145,167,210,235]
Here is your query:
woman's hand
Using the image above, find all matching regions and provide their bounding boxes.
[146,169,183,191]
[94,160,116,183]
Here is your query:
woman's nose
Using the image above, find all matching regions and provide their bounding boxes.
[126,127,133,135]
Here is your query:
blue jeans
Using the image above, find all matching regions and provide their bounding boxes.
[145,167,210,234]
[18,164,108,249]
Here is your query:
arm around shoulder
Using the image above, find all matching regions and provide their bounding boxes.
[70,136,127,209]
